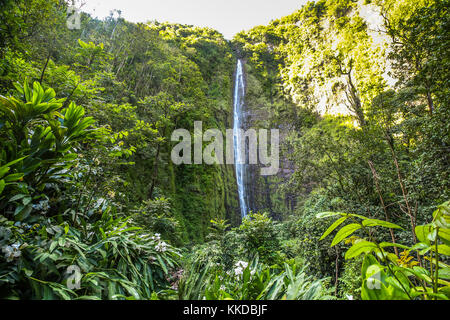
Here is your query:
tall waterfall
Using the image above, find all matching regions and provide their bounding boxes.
[233,59,248,218]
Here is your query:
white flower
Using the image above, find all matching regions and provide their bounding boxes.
[346,294,353,300]
[40,200,49,211]
[155,241,167,252]
[234,266,243,276]
[151,233,161,241]
[235,260,248,269]
[11,242,20,250]
[32,199,50,212]
[2,242,22,262]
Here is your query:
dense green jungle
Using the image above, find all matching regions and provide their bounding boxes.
[0,0,449,300]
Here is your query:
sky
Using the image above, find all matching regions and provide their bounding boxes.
[79,0,309,39]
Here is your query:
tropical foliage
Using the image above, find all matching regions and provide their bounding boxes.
[0,0,448,300]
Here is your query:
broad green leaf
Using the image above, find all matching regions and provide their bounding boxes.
[345,240,377,259]
[9,194,27,202]
[438,268,450,280]
[410,242,429,251]
[0,167,9,178]
[331,223,361,247]
[32,81,44,104]
[121,283,139,299]
[14,204,32,221]
[396,266,432,283]
[75,296,101,300]
[316,211,367,220]
[438,228,450,242]
[319,216,347,240]
[22,268,33,277]
[49,241,58,253]
[4,173,24,182]
[315,211,341,219]
[0,156,28,174]
[22,196,32,206]
[362,218,402,230]
[434,244,450,256]
[156,255,168,274]
[23,80,32,101]
[433,201,450,222]
[415,224,435,245]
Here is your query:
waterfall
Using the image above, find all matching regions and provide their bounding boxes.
[233,59,248,218]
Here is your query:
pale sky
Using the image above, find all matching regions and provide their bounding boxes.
[80,0,309,39]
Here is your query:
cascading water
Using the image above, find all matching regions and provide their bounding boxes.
[233,59,248,218]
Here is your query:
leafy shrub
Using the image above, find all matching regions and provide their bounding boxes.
[177,243,223,300]
[337,255,363,300]
[239,212,284,265]
[0,81,181,299]
[133,197,181,245]
[0,80,96,217]
[0,208,180,299]
[317,201,450,300]
[180,256,333,300]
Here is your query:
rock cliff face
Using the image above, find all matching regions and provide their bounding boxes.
[229,1,395,221]
[236,61,296,220]
[171,93,242,238]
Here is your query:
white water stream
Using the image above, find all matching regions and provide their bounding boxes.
[233,59,248,218]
